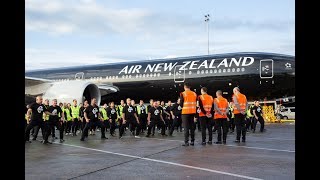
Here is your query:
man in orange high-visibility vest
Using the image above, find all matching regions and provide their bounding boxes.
[180,83,197,146]
[232,87,248,143]
[214,90,229,144]
[198,87,214,145]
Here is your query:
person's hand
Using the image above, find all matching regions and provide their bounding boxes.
[227,118,230,122]
[86,119,90,123]
[136,119,140,124]
[172,115,175,119]
[147,120,150,125]
[109,119,112,123]
[123,119,126,124]
[194,118,197,123]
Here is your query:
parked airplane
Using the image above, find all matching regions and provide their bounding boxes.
[25,52,295,105]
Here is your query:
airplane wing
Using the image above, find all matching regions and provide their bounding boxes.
[25,76,53,86]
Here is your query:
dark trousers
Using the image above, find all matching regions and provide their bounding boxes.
[199,116,213,142]
[81,121,106,139]
[35,123,46,139]
[229,118,235,131]
[103,120,110,131]
[169,115,182,135]
[139,114,147,131]
[252,116,265,132]
[167,117,173,131]
[196,119,201,131]
[119,119,126,137]
[109,119,116,135]
[51,120,65,139]
[246,117,252,130]
[65,121,72,133]
[71,118,79,135]
[80,118,86,131]
[44,121,64,141]
[182,114,195,143]
[215,118,228,142]
[25,120,44,141]
[147,120,165,135]
[129,119,141,136]
[234,114,246,141]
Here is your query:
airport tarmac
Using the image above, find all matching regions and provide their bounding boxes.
[25,123,295,180]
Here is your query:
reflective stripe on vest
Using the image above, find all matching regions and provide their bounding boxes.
[100,108,108,120]
[233,93,247,114]
[182,90,197,114]
[214,97,228,119]
[71,106,80,118]
[199,94,213,117]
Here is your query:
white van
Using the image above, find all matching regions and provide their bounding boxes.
[276,107,295,120]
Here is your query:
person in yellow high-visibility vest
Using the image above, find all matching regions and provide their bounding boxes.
[100,103,109,132]
[117,100,126,135]
[64,103,73,135]
[71,99,81,136]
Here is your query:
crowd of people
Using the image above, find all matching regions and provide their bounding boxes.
[25,83,265,146]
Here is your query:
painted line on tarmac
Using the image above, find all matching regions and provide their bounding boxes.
[55,142,263,180]
[147,137,295,153]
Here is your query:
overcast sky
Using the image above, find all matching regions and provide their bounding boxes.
[26,0,295,70]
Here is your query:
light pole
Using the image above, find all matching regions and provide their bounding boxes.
[204,14,210,55]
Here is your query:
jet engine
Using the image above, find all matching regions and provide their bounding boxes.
[42,81,101,105]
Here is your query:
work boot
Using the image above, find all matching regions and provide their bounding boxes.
[60,139,65,143]
[146,134,150,137]
[42,140,52,144]
[215,141,222,144]
[223,141,226,144]
[182,142,189,146]
[190,141,194,146]
[101,136,108,139]
[80,138,85,141]
[201,142,206,145]
[234,140,240,143]
[207,141,212,145]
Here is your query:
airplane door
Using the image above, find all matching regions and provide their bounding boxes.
[260,59,273,79]
[75,72,84,80]
[174,65,185,83]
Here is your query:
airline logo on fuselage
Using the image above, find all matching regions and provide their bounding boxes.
[119,57,254,74]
